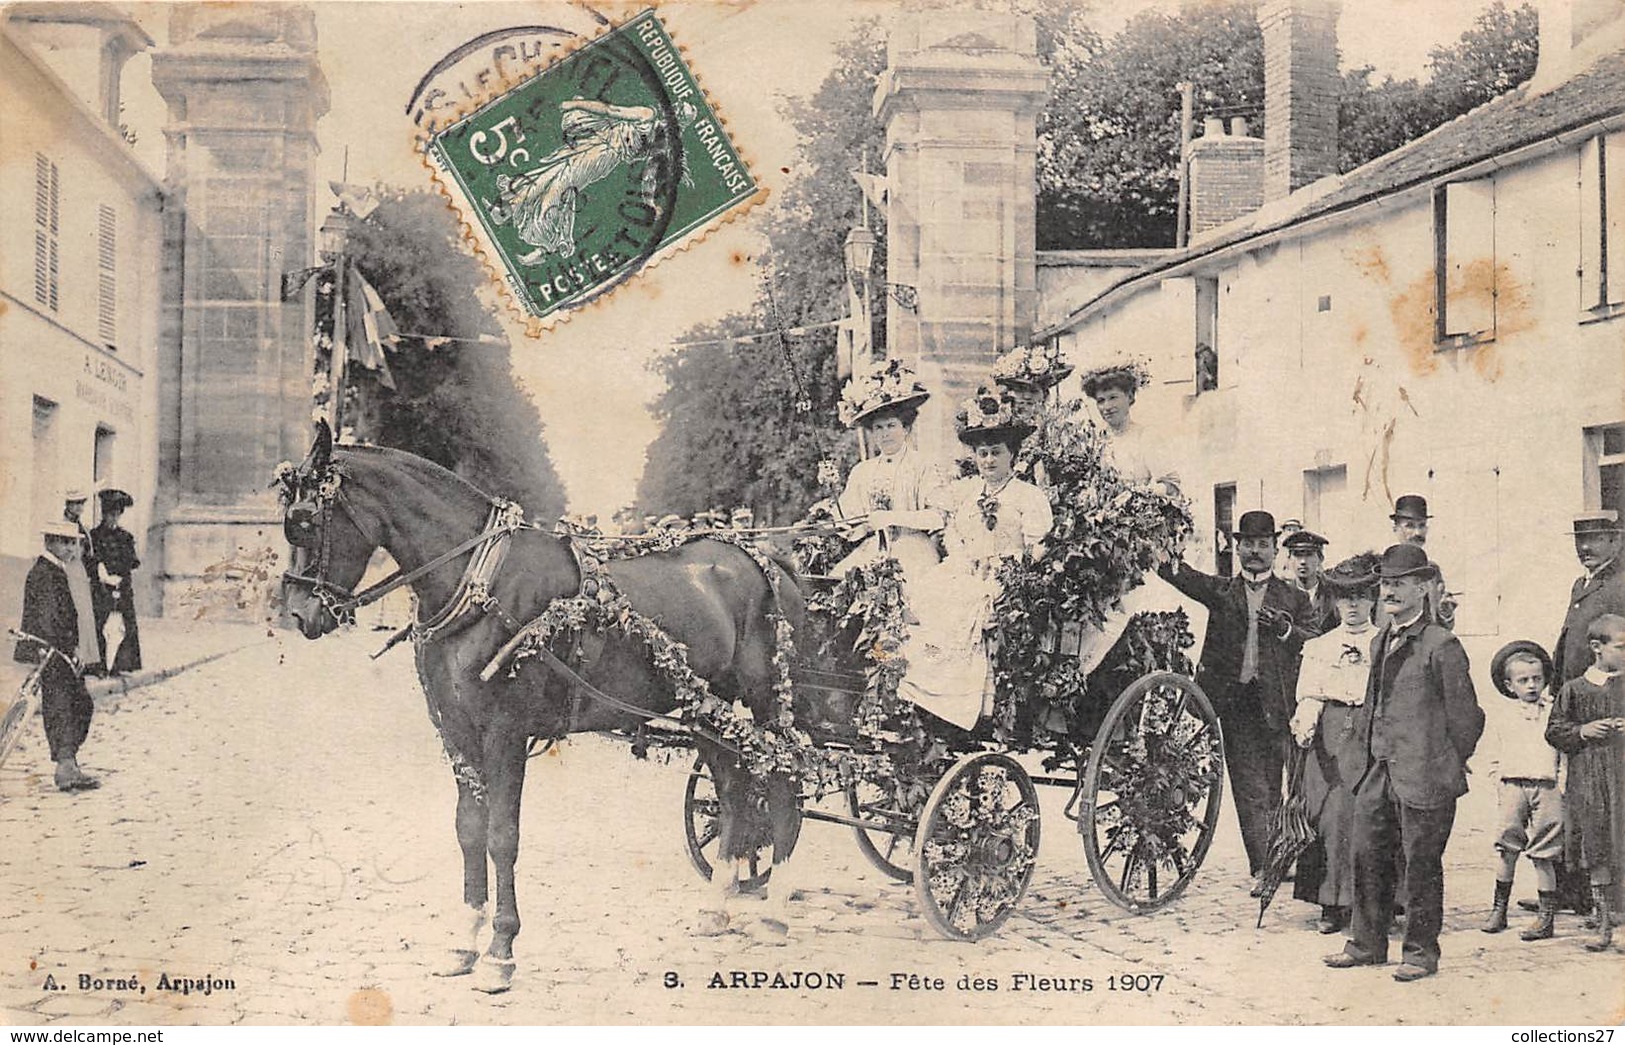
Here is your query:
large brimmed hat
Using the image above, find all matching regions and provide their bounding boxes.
[63,487,88,503]
[990,343,1073,391]
[1232,510,1279,538]
[98,488,134,512]
[955,387,1034,446]
[838,359,930,429]
[1489,640,1553,700]
[41,520,81,541]
[1321,551,1380,595]
[1390,494,1431,522]
[1568,509,1623,535]
[1376,543,1438,579]
[1078,356,1151,397]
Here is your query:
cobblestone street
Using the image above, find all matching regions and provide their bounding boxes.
[0,625,1621,1026]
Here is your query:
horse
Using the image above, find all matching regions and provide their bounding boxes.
[276,423,805,993]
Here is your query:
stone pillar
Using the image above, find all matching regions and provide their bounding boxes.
[875,14,1048,460]
[1260,0,1340,202]
[151,5,328,613]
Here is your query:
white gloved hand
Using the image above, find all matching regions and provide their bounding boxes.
[1290,699,1321,747]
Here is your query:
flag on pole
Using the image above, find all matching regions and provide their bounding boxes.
[853,171,887,212]
[343,262,400,390]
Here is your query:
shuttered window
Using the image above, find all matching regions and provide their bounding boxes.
[33,154,59,312]
[1434,178,1496,341]
[97,205,117,348]
[1579,134,1625,312]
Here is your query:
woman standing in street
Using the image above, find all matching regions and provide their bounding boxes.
[92,488,142,674]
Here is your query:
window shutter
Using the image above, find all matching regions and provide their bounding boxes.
[33,155,60,312]
[1580,137,1604,310]
[97,205,117,347]
[1606,135,1625,307]
[1441,179,1495,337]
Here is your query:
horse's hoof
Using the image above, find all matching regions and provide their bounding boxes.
[432,949,479,978]
[691,909,732,936]
[470,958,515,995]
[746,916,790,946]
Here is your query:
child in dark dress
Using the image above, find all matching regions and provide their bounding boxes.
[1546,613,1625,952]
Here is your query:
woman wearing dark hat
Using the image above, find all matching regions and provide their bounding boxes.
[896,388,1053,730]
[1289,551,1382,933]
[91,488,142,673]
[834,359,949,579]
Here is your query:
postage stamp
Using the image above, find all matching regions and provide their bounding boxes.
[424,9,761,325]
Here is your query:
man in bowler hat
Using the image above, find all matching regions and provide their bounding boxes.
[1391,494,1456,629]
[1325,544,1483,981]
[1163,510,1315,879]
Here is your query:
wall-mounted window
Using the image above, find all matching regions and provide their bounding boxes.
[1213,482,1236,576]
[1195,275,1220,391]
[1434,178,1496,345]
[34,154,59,312]
[1579,134,1625,318]
[97,205,117,350]
[1584,422,1625,520]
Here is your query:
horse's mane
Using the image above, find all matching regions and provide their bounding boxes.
[333,443,500,515]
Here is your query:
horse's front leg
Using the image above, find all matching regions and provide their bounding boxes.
[470,720,528,994]
[694,748,746,936]
[755,771,805,943]
[434,776,488,978]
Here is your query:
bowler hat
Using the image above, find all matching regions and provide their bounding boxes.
[1376,543,1438,579]
[41,520,80,541]
[1233,510,1279,538]
[1390,494,1431,522]
[1568,509,1623,535]
[1283,529,1328,552]
[1489,640,1553,701]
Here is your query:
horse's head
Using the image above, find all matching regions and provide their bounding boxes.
[274,421,382,639]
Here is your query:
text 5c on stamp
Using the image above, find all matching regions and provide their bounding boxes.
[426,9,760,324]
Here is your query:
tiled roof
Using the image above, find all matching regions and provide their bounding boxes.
[1046,48,1625,332]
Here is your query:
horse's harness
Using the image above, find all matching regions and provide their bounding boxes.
[278,463,732,748]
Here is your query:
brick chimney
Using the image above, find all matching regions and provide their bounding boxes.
[1188,116,1264,235]
[1259,0,1340,202]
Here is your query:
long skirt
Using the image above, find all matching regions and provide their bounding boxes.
[1294,702,1362,907]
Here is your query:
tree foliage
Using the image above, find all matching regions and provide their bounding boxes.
[343,189,567,522]
[637,1,1539,516]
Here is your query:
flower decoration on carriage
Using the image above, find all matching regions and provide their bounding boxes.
[990,342,1074,392]
[1076,355,1152,396]
[838,358,931,429]
[271,461,299,505]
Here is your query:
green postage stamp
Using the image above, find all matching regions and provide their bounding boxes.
[425,9,760,324]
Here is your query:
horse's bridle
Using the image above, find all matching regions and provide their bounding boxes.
[278,462,527,628]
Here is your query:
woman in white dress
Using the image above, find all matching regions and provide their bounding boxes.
[898,389,1053,730]
[833,360,948,581]
[1079,359,1182,498]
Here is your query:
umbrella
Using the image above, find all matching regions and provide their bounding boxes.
[1254,743,1315,927]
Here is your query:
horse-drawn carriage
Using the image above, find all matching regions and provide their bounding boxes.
[274,420,1224,990]
[680,559,1226,941]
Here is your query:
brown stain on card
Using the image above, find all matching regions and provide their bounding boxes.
[347,987,392,1025]
[1388,270,1440,377]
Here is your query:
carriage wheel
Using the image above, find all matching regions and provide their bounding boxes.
[847,777,920,883]
[1080,671,1224,914]
[683,757,793,893]
[913,753,1041,941]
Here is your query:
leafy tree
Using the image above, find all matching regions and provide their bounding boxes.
[341,189,567,522]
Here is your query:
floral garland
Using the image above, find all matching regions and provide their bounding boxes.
[499,533,811,783]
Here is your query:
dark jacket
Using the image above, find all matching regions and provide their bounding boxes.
[1161,562,1314,732]
[1355,615,1484,808]
[1552,559,1625,685]
[90,523,140,609]
[1301,582,1340,637]
[14,556,78,666]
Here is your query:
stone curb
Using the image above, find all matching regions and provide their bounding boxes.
[85,636,270,704]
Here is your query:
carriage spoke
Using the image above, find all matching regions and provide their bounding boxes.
[1147,860,1159,901]
[1118,849,1140,896]
[696,822,719,850]
[944,874,971,927]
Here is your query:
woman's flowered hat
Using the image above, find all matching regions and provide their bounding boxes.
[990,343,1074,392]
[1078,356,1152,397]
[955,386,1035,446]
[838,358,931,429]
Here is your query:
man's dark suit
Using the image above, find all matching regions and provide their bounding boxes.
[13,555,94,763]
[1344,615,1483,972]
[1553,559,1625,685]
[1163,562,1313,873]
[1301,582,1340,637]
